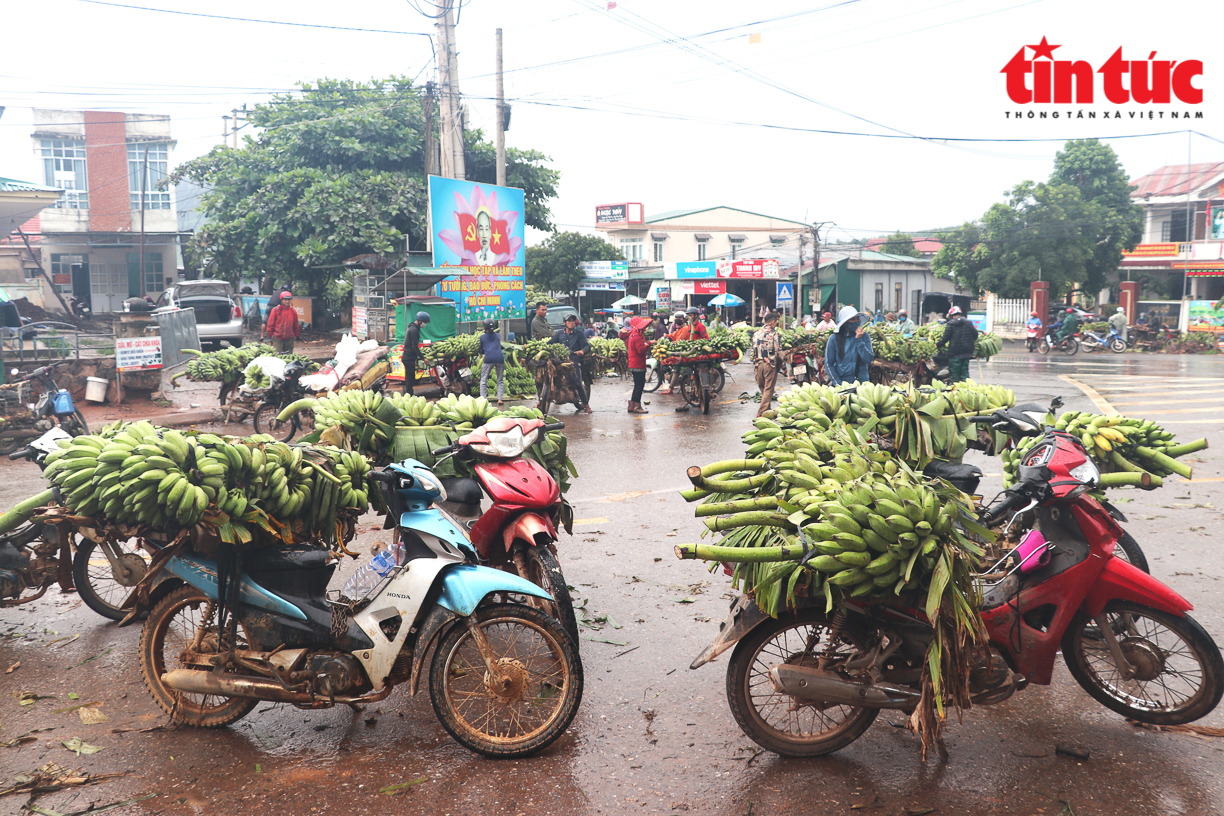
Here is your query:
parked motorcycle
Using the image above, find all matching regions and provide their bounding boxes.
[139,458,583,758]
[252,361,314,442]
[431,416,578,639]
[789,349,812,386]
[694,426,1222,757]
[0,363,90,453]
[433,356,474,396]
[1,428,78,607]
[70,296,92,320]
[1081,329,1127,354]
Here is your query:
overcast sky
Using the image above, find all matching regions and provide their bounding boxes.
[1,0,1219,246]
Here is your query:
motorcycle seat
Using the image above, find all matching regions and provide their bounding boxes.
[923,460,982,494]
[440,477,483,506]
[244,545,331,572]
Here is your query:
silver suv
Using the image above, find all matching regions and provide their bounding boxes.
[154,280,244,348]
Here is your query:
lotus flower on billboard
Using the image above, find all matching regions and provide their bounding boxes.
[437,185,522,267]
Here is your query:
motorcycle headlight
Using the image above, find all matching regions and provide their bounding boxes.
[470,426,539,458]
[1069,460,1100,486]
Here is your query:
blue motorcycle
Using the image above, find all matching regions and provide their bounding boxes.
[138,458,583,758]
[1080,328,1127,354]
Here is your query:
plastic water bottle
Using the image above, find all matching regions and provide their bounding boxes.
[341,542,404,600]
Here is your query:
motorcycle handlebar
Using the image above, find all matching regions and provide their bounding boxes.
[8,449,32,461]
[369,469,399,485]
[543,422,565,432]
[980,490,1027,526]
[431,443,459,456]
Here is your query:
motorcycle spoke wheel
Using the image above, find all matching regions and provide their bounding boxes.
[726,608,879,757]
[253,402,296,442]
[1113,531,1149,574]
[680,372,701,406]
[518,547,579,643]
[711,367,727,394]
[72,536,150,621]
[429,604,582,758]
[1062,601,1224,725]
[643,367,663,393]
[139,586,258,728]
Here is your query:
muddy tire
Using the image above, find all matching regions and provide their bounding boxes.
[517,546,579,643]
[1062,601,1224,726]
[252,402,296,442]
[1114,531,1149,574]
[726,607,879,757]
[139,586,258,728]
[73,536,150,621]
[429,604,582,758]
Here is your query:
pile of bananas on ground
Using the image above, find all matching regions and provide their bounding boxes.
[425,334,481,363]
[505,364,537,395]
[1003,411,1207,488]
[38,421,371,546]
[770,380,1016,469]
[435,393,501,427]
[588,337,626,359]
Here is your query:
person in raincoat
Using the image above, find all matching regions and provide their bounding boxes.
[1108,307,1129,344]
[825,306,874,385]
[896,309,917,335]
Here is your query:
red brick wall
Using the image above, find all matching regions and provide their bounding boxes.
[83,111,130,232]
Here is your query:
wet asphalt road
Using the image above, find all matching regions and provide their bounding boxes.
[2,346,1224,816]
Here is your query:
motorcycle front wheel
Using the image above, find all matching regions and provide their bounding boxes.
[430,603,582,758]
[643,366,663,393]
[252,401,297,442]
[726,607,879,757]
[1037,338,1050,355]
[1110,338,1127,353]
[1062,601,1224,725]
[139,585,259,728]
[1063,338,1080,356]
[72,536,151,621]
[517,546,579,642]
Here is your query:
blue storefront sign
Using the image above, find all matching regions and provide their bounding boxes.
[668,261,718,279]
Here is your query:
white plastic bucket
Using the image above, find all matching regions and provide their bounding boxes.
[85,377,109,403]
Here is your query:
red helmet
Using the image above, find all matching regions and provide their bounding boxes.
[821,312,831,319]
[1067,308,1074,313]
[947,306,963,316]
[1031,311,1038,317]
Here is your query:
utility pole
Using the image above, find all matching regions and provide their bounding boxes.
[436,0,465,179]
[423,82,435,178]
[495,28,506,187]
[138,145,149,297]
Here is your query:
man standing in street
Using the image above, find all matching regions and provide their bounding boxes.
[1109,307,1129,344]
[400,310,430,394]
[936,306,977,383]
[752,311,783,418]
[552,313,593,413]
[262,291,301,353]
[531,302,553,340]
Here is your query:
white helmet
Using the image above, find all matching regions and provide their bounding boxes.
[1116,307,1125,313]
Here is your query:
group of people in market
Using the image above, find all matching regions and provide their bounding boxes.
[794,309,917,335]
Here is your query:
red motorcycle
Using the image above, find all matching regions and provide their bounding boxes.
[432,416,578,639]
[693,426,1224,757]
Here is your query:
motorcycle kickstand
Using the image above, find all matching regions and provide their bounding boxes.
[1093,612,1137,681]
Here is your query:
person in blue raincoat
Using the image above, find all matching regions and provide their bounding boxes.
[825,306,874,385]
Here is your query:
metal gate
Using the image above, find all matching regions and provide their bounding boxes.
[156,307,200,369]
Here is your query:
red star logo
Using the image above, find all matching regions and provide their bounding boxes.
[1028,36,1060,60]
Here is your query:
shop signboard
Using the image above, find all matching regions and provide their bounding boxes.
[578,261,629,279]
[429,176,526,322]
[671,281,725,297]
[116,336,163,371]
[1187,300,1224,332]
[578,279,626,293]
[666,259,781,279]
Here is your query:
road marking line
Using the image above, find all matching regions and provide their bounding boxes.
[569,485,691,504]
[1157,419,1224,424]
[573,517,610,526]
[1093,384,1224,394]
[1111,396,1224,407]
[1188,477,1224,482]
[1058,374,1116,415]
[1118,406,1224,415]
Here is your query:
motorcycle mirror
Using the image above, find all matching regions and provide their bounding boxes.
[1050,396,1063,410]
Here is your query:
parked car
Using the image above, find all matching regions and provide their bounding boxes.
[1048,305,1099,322]
[545,304,576,331]
[153,280,244,348]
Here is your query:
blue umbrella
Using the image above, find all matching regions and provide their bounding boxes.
[708,293,745,307]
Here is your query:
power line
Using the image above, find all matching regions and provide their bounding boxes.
[75,0,432,36]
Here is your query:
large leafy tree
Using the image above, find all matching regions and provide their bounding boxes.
[878,231,922,258]
[526,232,623,296]
[171,77,559,295]
[932,139,1141,299]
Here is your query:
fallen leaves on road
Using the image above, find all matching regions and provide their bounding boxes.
[78,707,110,725]
[17,692,56,706]
[379,777,428,795]
[0,762,127,797]
[5,662,18,674]
[22,792,155,816]
[61,737,104,756]
[585,636,628,646]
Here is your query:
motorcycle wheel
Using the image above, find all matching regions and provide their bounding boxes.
[252,402,297,442]
[139,585,259,728]
[1082,339,1097,353]
[1110,338,1127,353]
[1063,338,1079,356]
[1037,338,1050,355]
[1114,531,1149,574]
[679,371,702,406]
[0,437,19,455]
[537,381,552,416]
[726,607,879,757]
[62,409,89,436]
[73,536,150,621]
[643,367,663,393]
[1062,601,1224,726]
[517,546,579,642]
[711,366,727,395]
[429,603,582,758]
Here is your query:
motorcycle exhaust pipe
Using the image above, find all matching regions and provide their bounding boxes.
[768,664,922,710]
[162,669,313,703]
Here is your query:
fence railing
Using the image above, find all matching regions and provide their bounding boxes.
[1,322,116,364]
[992,298,1031,325]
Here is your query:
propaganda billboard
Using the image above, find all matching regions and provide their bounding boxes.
[429,177,526,321]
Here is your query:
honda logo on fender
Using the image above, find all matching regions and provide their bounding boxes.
[1001,37,1203,105]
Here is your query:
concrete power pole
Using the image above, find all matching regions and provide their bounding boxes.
[436,0,465,180]
[495,28,506,187]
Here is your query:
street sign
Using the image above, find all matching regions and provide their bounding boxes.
[776,281,794,306]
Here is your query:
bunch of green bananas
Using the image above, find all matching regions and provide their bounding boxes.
[505,364,537,396]
[436,394,501,427]
[386,393,442,426]
[244,363,272,390]
[519,340,572,364]
[278,389,403,459]
[588,338,627,358]
[40,423,372,542]
[843,381,904,425]
[179,344,275,383]
[425,334,481,363]
[916,325,1003,360]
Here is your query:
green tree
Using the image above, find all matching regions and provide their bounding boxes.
[526,232,623,295]
[170,77,560,295]
[932,223,990,291]
[1049,139,1143,292]
[878,231,921,258]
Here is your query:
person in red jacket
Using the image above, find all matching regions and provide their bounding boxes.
[621,316,651,414]
[262,291,301,353]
